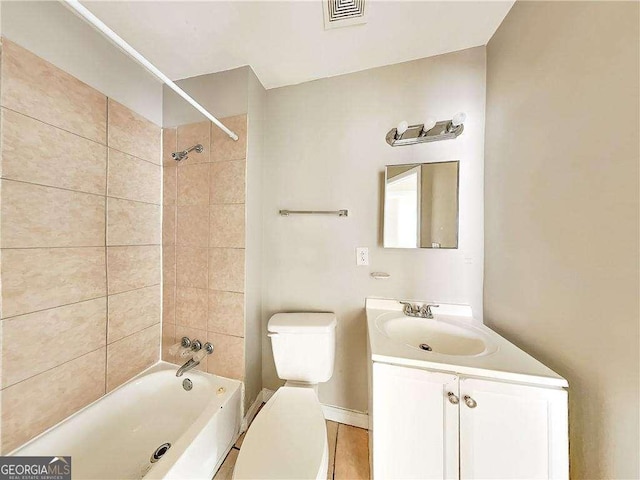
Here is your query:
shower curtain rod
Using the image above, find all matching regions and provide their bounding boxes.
[62,0,239,141]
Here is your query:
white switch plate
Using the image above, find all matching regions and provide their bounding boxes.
[356,247,369,266]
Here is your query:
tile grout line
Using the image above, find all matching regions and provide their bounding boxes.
[0,176,163,206]
[0,283,161,321]
[105,98,110,395]
[2,244,161,250]
[0,321,161,392]
[1,345,106,392]
[0,106,162,166]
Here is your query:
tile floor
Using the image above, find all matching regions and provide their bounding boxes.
[214,406,370,480]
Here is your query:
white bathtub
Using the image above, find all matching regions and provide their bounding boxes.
[11,362,242,480]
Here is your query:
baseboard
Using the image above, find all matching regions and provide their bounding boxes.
[322,404,369,430]
[241,389,267,431]
[250,388,369,430]
[262,388,275,403]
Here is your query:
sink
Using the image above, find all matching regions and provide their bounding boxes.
[375,313,497,357]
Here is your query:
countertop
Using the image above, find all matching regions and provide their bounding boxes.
[366,298,568,388]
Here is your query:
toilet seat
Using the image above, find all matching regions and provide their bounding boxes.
[233,387,328,480]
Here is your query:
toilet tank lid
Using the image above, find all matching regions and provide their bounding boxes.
[268,312,337,333]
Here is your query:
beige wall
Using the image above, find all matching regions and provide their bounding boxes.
[163,67,250,127]
[245,68,267,410]
[1,1,163,125]
[263,47,487,412]
[484,2,639,478]
[161,116,248,385]
[0,39,162,453]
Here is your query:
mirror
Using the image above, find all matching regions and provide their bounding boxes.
[383,161,459,249]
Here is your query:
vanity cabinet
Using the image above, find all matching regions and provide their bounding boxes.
[371,362,569,480]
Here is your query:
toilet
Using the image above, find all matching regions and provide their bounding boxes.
[233,312,337,480]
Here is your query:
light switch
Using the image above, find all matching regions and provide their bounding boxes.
[356,247,369,266]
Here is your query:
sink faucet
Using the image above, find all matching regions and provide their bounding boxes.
[400,301,439,319]
[176,341,214,377]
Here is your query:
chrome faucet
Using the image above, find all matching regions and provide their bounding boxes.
[176,341,214,377]
[400,301,439,319]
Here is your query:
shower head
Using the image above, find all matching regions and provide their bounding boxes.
[172,144,203,162]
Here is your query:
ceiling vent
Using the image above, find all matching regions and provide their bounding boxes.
[323,0,367,30]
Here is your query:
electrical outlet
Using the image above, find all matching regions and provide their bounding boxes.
[356,247,369,266]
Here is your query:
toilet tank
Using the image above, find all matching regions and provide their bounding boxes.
[268,313,337,383]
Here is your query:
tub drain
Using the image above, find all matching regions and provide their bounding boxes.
[150,443,171,463]
[419,343,432,351]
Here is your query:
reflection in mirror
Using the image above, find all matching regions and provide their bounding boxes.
[383,161,459,249]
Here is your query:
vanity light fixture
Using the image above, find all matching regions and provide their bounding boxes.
[386,112,467,147]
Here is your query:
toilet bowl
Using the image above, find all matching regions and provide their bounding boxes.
[233,313,337,480]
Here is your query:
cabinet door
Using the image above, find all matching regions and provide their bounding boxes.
[372,362,459,479]
[459,378,569,480]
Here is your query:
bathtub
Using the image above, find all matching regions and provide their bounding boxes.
[11,362,242,480]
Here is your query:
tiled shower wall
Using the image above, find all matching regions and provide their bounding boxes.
[161,116,247,381]
[0,39,162,453]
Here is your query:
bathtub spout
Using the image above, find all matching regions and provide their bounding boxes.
[176,359,200,377]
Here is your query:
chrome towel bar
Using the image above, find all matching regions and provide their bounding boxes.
[279,209,348,217]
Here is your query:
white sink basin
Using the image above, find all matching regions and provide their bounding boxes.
[375,313,497,357]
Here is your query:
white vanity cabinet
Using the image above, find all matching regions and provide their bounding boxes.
[371,362,569,480]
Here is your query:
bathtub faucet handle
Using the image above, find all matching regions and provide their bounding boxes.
[191,340,202,351]
[168,336,192,357]
[204,342,214,354]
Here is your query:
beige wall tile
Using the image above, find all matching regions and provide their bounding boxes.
[207,332,244,380]
[1,248,106,318]
[107,285,161,344]
[177,205,209,247]
[177,121,211,164]
[210,160,246,204]
[161,322,176,362]
[174,325,208,372]
[163,283,176,325]
[1,108,106,195]
[163,206,176,246]
[162,128,177,167]
[106,323,159,391]
[163,245,176,285]
[211,115,247,162]
[209,248,245,293]
[176,246,208,288]
[177,163,209,205]
[1,298,106,388]
[107,149,161,204]
[210,204,245,248]
[107,198,160,246]
[107,246,160,295]
[1,180,105,248]
[175,287,208,330]
[0,348,106,453]
[0,39,107,144]
[334,425,370,480]
[208,290,244,337]
[163,166,177,205]
[108,99,160,165]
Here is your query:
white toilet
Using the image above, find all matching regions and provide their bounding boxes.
[233,312,337,480]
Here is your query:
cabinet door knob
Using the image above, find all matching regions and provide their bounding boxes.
[463,395,477,408]
[447,392,459,405]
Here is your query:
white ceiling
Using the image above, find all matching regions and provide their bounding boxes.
[83,1,514,89]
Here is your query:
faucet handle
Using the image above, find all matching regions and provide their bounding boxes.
[204,342,214,354]
[424,304,440,318]
[399,301,416,314]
